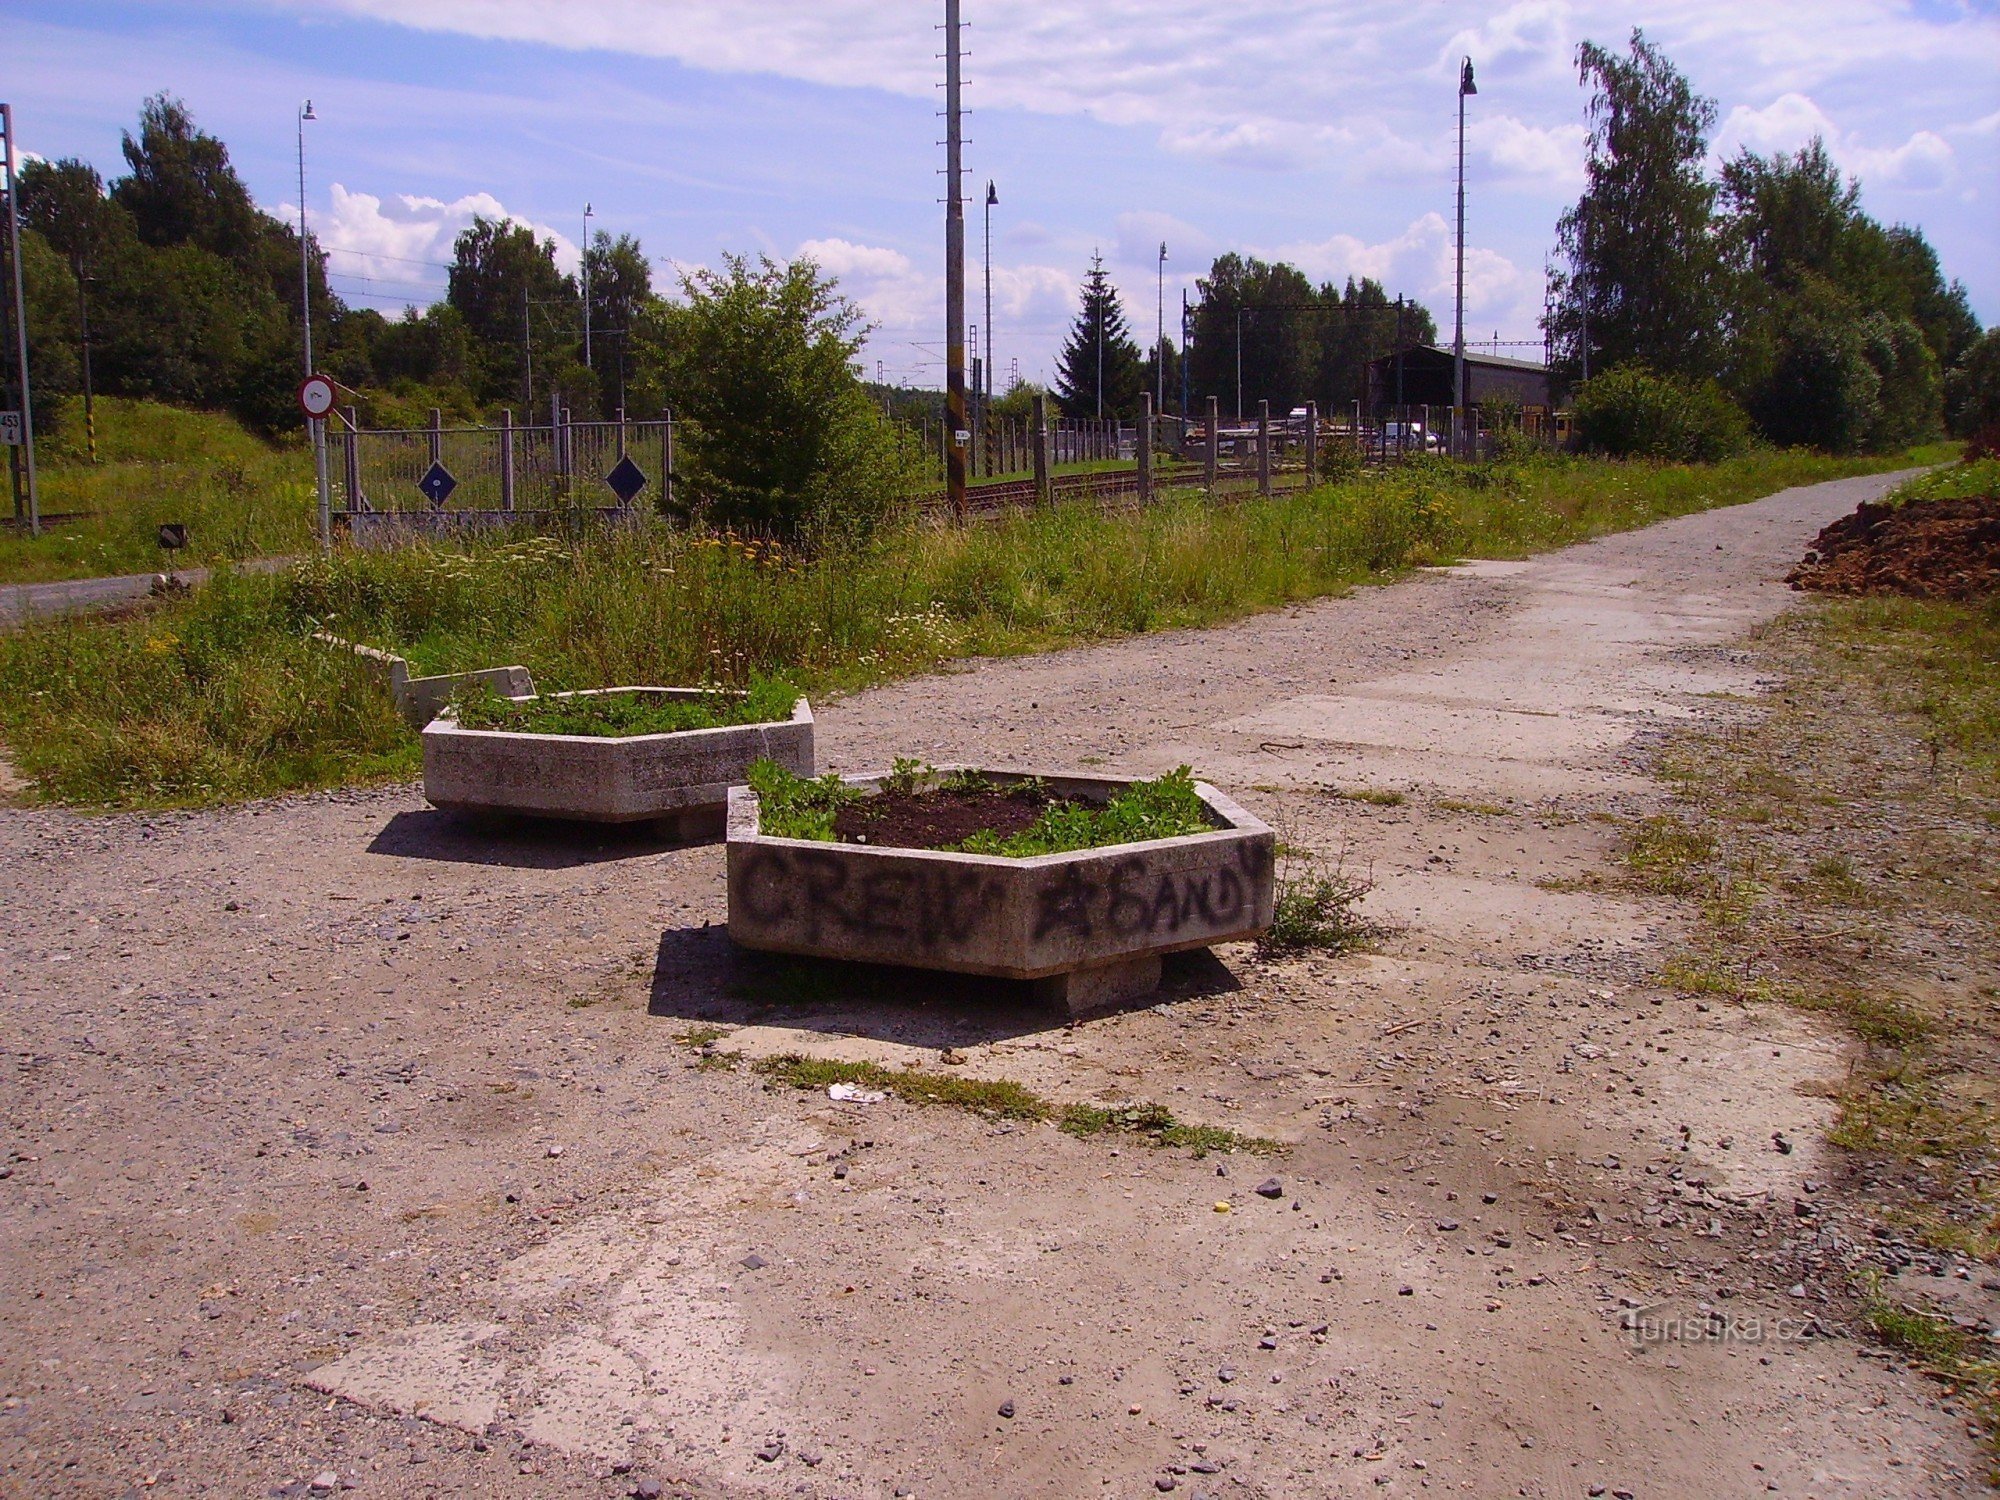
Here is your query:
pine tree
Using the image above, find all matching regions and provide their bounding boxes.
[1053,254,1145,419]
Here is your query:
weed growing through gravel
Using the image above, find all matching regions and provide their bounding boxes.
[1328,786,1405,807]
[1630,586,2000,1460]
[748,1053,1274,1154]
[1261,850,1389,956]
[1055,1103,1275,1157]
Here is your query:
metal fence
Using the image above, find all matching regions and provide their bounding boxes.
[325,407,675,518]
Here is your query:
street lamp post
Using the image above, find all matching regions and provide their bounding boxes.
[1453,56,1476,458]
[984,180,996,414]
[297,99,315,374]
[581,202,594,373]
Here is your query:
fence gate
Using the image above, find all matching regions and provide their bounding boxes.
[325,407,675,545]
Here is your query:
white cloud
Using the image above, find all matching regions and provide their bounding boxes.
[1716,92,1957,191]
[1277,213,1536,338]
[1475,115,1588,188]
[285,183,582,310]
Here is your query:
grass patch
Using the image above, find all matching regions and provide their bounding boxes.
[1329,786,1405,807]
[452,676,799,736]
[1056,1102,1276,1156]
[0,444,1936,809]
[0,397,315,586]
[1434,797,1511,817]
[753,1053,1050,1120]
[749,1052,1274,1154]
[1622,815,1718,895]
[1862,1281,2000,1461]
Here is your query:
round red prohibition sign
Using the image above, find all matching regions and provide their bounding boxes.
[298,374,336,420]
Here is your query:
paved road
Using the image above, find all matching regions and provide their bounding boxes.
[0,556,293,629]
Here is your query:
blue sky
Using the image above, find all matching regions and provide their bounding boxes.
[11,1,1998,389]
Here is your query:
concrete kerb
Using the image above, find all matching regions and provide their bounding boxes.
[725,769,1275,1015]
[311,632,536,730]
[422,688,814,833]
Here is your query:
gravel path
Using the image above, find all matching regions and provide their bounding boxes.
[2,468,1978,1498]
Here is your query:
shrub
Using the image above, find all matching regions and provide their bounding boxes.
[1947,329,2000,441]
[667,254,920,544]
[1574,365,1751,462]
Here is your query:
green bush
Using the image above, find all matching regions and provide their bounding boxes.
[1573,366,1751,462]
[667,254,920,543]
[1946,329,2000,442]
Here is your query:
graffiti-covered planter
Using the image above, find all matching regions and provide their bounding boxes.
[725,769,1274,1013]
[422,688,814,837]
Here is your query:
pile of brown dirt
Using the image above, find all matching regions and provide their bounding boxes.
[1787,494,2000,600]
[833,779,1053,850]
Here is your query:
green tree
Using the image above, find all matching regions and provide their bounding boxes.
[1186,253,1315,419]
[1313,276,1434,415]
[1053,254,1145,419]
[446,216,578,407]
[667,253,914,540]
[988,379,1051,421]
[1945,329,2000,440]
[111,94,264,263]
[1720,139,1952,449]
[1547,31,1722,384]
[583,231,654,416]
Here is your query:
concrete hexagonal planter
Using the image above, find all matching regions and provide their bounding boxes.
[422,688,814,837]
[726,769,1274,1013]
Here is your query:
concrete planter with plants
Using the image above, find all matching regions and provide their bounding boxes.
[422,687,813,837]
[725,767,1274,1013]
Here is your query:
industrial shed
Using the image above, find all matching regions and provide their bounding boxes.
[1366,345,1552,414]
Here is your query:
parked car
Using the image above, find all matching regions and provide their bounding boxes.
[1378,422,1440,452]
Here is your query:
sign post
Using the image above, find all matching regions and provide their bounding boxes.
[299,374,336,551]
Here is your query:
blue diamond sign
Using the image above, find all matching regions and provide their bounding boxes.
[604,454,647,505]
[417,461,458,506]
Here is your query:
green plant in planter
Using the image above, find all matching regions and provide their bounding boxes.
[453,674,799,737]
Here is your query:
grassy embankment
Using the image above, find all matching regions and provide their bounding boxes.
[1621,457,1999,1458]
[0,430,1946,810]
[0,397,316,585]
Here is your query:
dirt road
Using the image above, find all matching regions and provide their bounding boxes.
[1,469,1980,1498]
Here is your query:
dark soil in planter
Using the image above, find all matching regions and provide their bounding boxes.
[833,781,1055,851]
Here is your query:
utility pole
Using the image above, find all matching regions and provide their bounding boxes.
[523,289,534,410]
[1453,56,1476,458]
[1094,253,1103,419]
[943,0,968,516]
[0,103,35,535]
[1179,288,1190,426]
[581,202,594,373]
[1235,306,1243,423]
[77,272,95,462]
[1155,241,1167,422]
